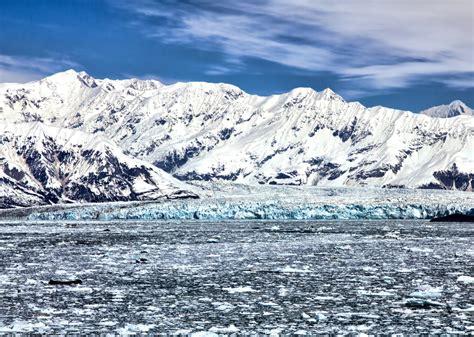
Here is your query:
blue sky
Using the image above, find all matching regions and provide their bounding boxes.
[0,0,473,111]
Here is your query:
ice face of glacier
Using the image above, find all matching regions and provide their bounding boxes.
[2,182,472,221]
[0,70,473,190]
[0,122,198,208]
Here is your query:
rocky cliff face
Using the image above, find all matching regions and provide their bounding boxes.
[0,122,198,208]
[1,70,473,192]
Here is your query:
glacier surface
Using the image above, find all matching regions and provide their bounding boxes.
[3,182,472,221]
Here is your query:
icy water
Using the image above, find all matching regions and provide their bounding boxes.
[0,220,473,335]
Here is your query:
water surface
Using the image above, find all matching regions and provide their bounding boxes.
[0,220,472,334]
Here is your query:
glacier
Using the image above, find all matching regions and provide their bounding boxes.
[3,182,472,221]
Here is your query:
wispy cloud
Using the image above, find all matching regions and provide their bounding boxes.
[112,0,474,92]
[0,54,79,83]
[122,72,184,84]
[440,74,474,89]
[204,65,236,76]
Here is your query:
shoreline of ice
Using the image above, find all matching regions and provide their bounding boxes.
[1,183,473,221]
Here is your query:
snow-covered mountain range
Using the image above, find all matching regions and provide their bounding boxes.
[0,70,473,196]
[0,122,197,208]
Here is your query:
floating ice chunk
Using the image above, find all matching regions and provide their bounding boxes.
[39,308,63,315]
[278,266,312,273]
[294,330,307,335]
[315,312,328,321]
[213,302,234,311]
[116,323,155,334]
[0,321,48,333]
[338,245,352,250]
[99,321,117,326]
[260,301,279,306]
[267,328,283,336]
[384,231,401,239]
[457,275,474,284]
[208,325,239,333]
[373,290,395,296]
[336,312,380,319]
[362,266,378,272]
[358,289,395,297]
[174,329,193,335]
[278,286,288,297]
[406,247,433,253]
[191,332,219,337]
[222,286,257,293]
[409,285,443,299]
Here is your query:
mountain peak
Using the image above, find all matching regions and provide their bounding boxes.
[318,88,344,102]
[321,88,336,95]
[449,100,468,109]
[421,100,473,118]
[42,69,79,82]
[40,69,98,86]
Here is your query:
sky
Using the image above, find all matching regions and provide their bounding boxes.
[0,0,473,111]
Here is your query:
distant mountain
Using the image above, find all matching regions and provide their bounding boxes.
[0,70,473,192]
[0,122,198,208]
[420,100,473,118]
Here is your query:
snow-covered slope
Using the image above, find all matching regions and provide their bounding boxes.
[0,122,198,208]
[420,100,473,118]
[1,70,473,191]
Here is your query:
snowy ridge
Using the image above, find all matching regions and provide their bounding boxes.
[0,122,198,208]
[1,70,473,191]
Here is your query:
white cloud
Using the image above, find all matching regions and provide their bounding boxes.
[122,72,184,85]
[179,14,333,71]
[0,54,78,83]
[204,65,238,76]
[114,0,474,91]
[442,76,474,89]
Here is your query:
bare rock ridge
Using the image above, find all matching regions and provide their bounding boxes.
[0,69,473,207]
